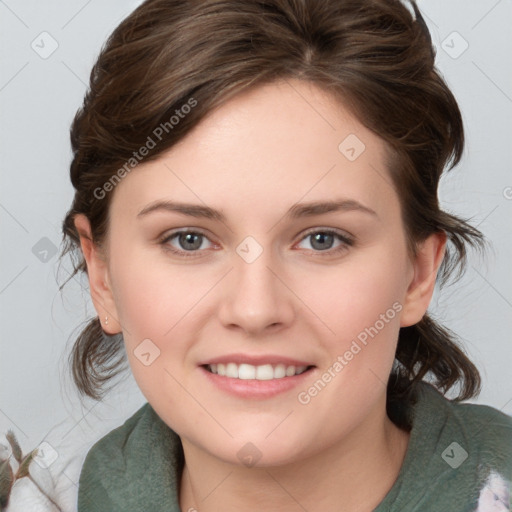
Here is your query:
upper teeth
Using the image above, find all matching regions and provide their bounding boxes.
[208,363,308,380]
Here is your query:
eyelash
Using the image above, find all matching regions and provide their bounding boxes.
[158,228,354,258]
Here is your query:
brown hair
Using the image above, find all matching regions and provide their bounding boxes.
[60,0,484,405]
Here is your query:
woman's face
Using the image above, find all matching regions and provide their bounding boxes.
[84,79,438,466]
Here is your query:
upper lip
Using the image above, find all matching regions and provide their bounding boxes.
[199,353,315,367]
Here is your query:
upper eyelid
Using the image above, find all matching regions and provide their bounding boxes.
[161,228,215,243]
[299,226,353,241]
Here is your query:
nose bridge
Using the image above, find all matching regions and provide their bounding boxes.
[219,234,294,332]
[234,234,281,306]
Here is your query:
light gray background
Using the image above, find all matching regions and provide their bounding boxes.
[0,0,511,494]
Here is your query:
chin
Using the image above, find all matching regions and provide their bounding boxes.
[204,430,313,469]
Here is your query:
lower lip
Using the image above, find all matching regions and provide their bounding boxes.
[199,366,315,399]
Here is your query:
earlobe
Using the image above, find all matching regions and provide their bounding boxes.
[73,214,121,334]
[400,232,446,327]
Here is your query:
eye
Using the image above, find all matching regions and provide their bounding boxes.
[159,229,214,257]
[295,228,353,255]
[158,227,354,258]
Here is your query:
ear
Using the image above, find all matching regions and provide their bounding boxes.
[73,214,121,334]
[400,231,446,327]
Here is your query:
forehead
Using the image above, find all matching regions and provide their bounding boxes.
[110,79,397,224]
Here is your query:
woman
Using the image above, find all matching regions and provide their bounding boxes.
[59,0,511,510]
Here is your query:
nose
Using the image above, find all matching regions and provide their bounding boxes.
[217,241,295,336]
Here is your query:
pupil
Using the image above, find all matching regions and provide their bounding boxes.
[180,233,201,250]
[312,233,333,251]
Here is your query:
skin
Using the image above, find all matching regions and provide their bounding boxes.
[75,78,445,511]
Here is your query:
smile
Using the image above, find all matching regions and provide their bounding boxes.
[205,363,311,380]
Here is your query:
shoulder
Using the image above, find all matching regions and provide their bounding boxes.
[454,399,512,438]
[82,402,152,467]
[431,384,512,449]
[415,382,512,478]
[451,397,512,470]
[379,382,512,510]
[447,398,512,510]
[77,402,183,512]
[77,402,153,510]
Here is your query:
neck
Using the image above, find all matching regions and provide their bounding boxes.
[179,402,410,512]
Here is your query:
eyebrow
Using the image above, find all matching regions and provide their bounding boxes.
[137,198,378,222]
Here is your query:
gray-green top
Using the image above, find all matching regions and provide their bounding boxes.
[78,381,512,511]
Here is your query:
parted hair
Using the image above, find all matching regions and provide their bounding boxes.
[60,0,484,408]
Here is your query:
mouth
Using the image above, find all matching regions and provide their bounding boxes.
[198,354,317,398]
[202,362,315,380]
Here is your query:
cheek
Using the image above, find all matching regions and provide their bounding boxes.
[107,246,189,397]
[290,250,407,434]
[109,240,197,337]
[299,245,408,397]
[306,249,407,339]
